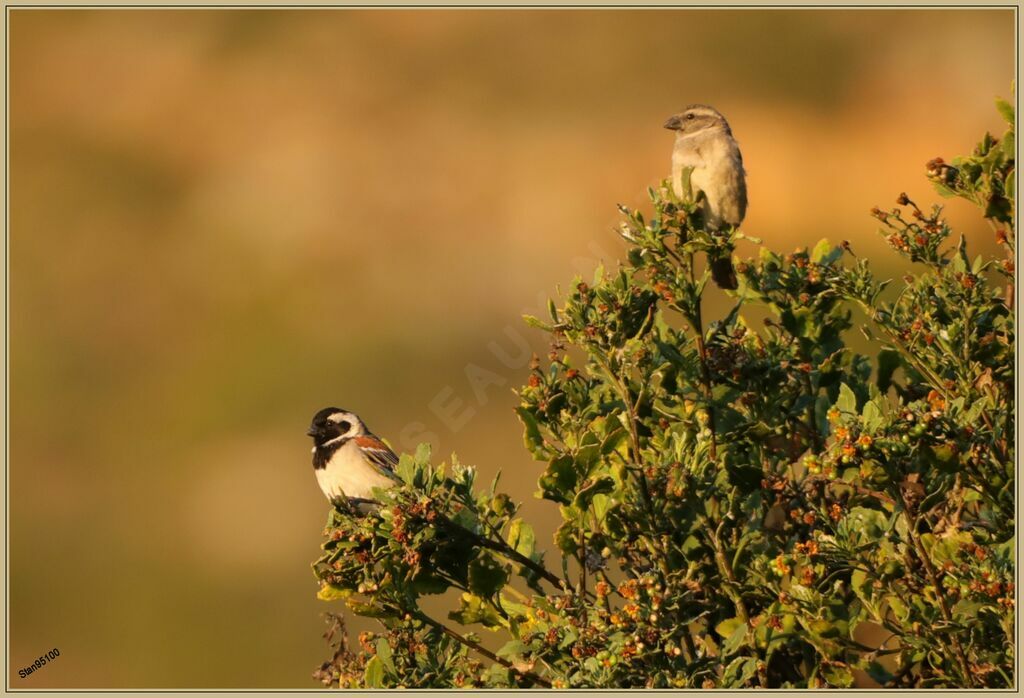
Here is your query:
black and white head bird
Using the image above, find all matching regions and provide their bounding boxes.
[307,407,400,506]
[664,104,747,290]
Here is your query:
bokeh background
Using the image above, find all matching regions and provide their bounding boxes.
[8,8,1014,688]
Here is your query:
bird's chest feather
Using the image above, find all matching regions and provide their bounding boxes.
[680,139,729,187]
[672,136,745,227]
[315,441,395,500]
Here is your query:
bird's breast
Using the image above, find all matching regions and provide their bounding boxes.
[671,138,745,228]
[315,442,396,502]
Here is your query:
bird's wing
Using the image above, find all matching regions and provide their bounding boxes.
[354,434,401,475]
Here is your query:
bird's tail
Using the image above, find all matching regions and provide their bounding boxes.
[710,255,738,290]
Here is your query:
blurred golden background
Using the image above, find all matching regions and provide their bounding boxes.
[8,8,1013,688]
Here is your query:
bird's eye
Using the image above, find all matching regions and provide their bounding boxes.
[686,114,695,120]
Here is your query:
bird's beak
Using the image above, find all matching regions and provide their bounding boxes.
[663,115,682,131]
[306,426,318,438]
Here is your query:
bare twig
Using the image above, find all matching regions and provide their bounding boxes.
[415,612,553,688]
[901,505,974,687]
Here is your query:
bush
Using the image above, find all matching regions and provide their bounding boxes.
[311,96,1015,689]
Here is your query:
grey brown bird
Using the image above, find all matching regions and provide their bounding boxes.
[664,104,747,290]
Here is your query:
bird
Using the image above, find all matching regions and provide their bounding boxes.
[307,407,400,506]
[664,104,747,290]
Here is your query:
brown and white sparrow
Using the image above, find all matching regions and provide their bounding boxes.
[664,104,747,290]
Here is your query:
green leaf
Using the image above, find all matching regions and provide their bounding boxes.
[573,475,615,509]
[316,584,353,601]
[547,297,559,322]
[345,598,396,619]
[995,96,1015,125]
[414,442,432,464]
[449,592,505,629]
[523,315,553,331]
[497,594,531,622]
[964,399,987,424]
[888,596,909,622]
[720,618,745,655]
[811,238,843,265]
[363,656,384,688]
[591,493,613,523]
[839,507,889,546]
[537,455,576,504]
[759,247,782,267]
[994,536,1015,564]
[468,553,510,598]
[496,640,531,658]
[678,165,695,201]
[600,427,629,458]
[516,407,549,460]
[507,519,536,559]
[396,453,418,487]
[926,530,972,564]
[861,399,884,434]
[375,638,395,673]
[722,656,758,687]
[953,599,985,621]
[715,616,743,638]
[836,382,858,415]
[574,441,602,473]
[809,618,840,638]
[822,663,854,688]
[554,518,578,555]
[876,347,901,393]
[850,568,870,602]
[925,443,958,472]
[985,193,1014,223]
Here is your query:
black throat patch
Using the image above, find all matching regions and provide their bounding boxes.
[312,437,350,470]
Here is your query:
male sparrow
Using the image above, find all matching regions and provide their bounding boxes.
[664,104,747,290]
[307,407,400,505]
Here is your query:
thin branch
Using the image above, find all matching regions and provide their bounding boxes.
[415,612,553,688]
[595,356,660,526]
[901,505,974,687]
[465,525,567,593]
[578,516,588,626]
[676,233,719,461]
[701,515,751,628]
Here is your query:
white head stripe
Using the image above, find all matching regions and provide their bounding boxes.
[320,434,350,448]
[327,412,351,424]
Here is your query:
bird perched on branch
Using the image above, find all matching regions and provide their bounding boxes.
[307,407,399,506]
[664,104,747,290]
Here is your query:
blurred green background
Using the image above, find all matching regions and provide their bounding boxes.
[9,8,1013,688]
